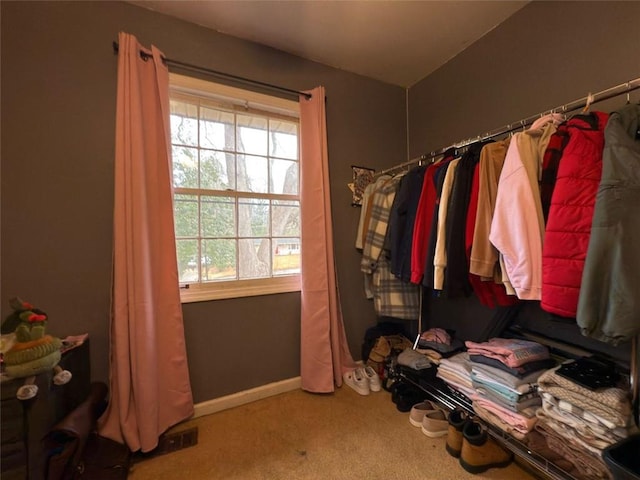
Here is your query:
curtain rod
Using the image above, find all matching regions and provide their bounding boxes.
[112,41,311,100]
[377,75,640,177]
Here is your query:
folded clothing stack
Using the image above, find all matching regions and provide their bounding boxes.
[397,347,432,370]
[535,364,637,475]
[436,351,474,398]
[416,328,465,362]
[462,338,555,439]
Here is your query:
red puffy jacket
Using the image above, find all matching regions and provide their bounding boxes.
[541,111,608,318]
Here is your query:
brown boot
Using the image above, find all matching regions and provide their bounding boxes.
[445,408,468,458]
[459,419,513,474]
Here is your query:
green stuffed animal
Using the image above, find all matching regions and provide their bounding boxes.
[1,297,71,400]
[1,297,47,334]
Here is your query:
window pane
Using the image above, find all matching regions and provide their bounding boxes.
[238,198,269,237]
[176,239,199,283]
[269,119,298,160]
[174,194,199,237]
[172,146,199,188]
[237,114,267,156]
[201,150,236,190]
[237,155,268,193]
[200,107,234,151]
[239,238,270,279]
[270,159,298,194]
[170,101,198,146]
[201,196,235,237]
[272,200,300,236]
[273,238,301,276]
[202,239,236,282]
[170,81,301,298]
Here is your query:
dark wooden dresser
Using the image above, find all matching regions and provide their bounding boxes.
[1,339,91,480]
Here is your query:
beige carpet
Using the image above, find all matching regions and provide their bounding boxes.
[129,386,538,480]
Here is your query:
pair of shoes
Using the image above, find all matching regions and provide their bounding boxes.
[408,400,449,437]
[421,408,449,438]
[392,383,428,412]
[409,400,439,427]
[445,409,513,474]
[343,368,369,395]
[446,408,468,457]
[362,366,382,392]
[391,381,411,404]
[343,366,381,396]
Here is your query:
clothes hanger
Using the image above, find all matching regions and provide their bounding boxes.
[626,82,631,105]
[581,92,594,113]
[505,124,513,138]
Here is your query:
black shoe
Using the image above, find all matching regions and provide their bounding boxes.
[395,385,428,413]
[390,381,412,404]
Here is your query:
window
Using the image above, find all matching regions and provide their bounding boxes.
[169,74,301,302]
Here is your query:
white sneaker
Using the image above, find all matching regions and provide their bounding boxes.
[362,366,382,392]
[343,368,370,396]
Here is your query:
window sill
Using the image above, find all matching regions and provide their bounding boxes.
[180,275,301,303]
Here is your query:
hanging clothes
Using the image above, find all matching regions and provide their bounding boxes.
[423,159,456,288]
[372,256,420,320]
[444,142,486,297]
[539,124,571,222]
[388,165,427,283]
[578,104,640,344]
[541,112,608,318]
[355,178,383,250]
[489,114,563,300]
[410,149,456,285]
[360,174,420,320]
[433,158,461,290]
[466,140,518,308]
[470,139,511,279]
[357,174,391,299]
[361,175,401,272]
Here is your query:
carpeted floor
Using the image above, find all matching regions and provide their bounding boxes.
[129,385,538,480]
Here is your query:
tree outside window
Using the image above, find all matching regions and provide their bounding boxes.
[168,83,300,302]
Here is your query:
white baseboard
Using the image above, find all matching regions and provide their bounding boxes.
[193,376,301,419]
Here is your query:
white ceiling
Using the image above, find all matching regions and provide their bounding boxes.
[130,1,529,88]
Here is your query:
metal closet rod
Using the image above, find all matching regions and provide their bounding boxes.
[378,75,640,177]
[112,41,312,100]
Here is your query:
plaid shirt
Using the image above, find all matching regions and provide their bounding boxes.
[372,256,420,319]
[361,174,419,319]
[361,175,402,274]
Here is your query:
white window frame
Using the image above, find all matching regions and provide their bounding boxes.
[169,74,301,303]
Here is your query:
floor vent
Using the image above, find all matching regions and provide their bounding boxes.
[156,426,199,456]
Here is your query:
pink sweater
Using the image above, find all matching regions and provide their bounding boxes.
[489,115,561,300]
[465,338,549,368]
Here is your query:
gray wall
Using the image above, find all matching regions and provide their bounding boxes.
[1,1,407,403]
[408,1,640,353]
[409,1,640,158]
